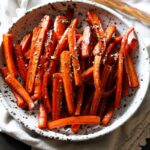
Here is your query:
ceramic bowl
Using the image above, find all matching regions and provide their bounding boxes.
[0,0,149,141]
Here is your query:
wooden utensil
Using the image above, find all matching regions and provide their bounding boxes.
[92,0,150,25]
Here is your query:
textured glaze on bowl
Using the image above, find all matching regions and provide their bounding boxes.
[0,0,149,141]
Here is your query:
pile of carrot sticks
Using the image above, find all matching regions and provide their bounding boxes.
[0,9,139,133]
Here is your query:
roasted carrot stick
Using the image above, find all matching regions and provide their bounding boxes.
[14,44,27,83]
[38,103,47,129]
[52,73,63,120]
[3,34,18,77]
[105,24,116,44]
[127,38,138,53]
[115,28,134,108]
[87,11,105,41]
[48,18,78,79]
[124,53,139,88]
[82,26,91,57]
[47,116,100,129]
[26,15,51,93]
[102,86,116,98]
[75,85,84,116]
[82,66,93,81]
[61,51,74,114]
[54,16,70,40]
[20,33,32,54]
[5,74,34,110]
[0,67,27,109]
[99,98,108,121]
[68,27,82,86]
[93,40,105,56]
[44,30,57,59]
[102,102,115,126]
[31,56,46,101]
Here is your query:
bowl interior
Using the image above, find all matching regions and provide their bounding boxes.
[0,0,149,141]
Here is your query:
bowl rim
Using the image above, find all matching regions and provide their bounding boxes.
[0,0,150,141]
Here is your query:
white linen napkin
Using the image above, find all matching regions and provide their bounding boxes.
[0,0,150,150]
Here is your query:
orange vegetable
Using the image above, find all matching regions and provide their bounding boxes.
[61,51,74,114]
[20,33,32,54]
[47,116,100,129]
[38,103,47,129]
[26,15,51,93]
[14,44,27,83]
[68,27,82,86]
[5,74,34,110]
[82,66,93,81]
[3,34,18,77]
[52,73,63,120]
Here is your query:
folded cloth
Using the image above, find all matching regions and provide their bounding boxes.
[0,0,150,150]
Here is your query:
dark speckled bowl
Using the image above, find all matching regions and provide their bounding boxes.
[0,0,149,141]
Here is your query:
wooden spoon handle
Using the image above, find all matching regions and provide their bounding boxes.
[93,0,150,25]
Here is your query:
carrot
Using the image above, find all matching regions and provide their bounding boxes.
[99,98,108,121]
[93,40,105,56]
[31,56,46,101]
[68,27,82,86]
[48,18,78,79]
[0,67,27,109]
[14,44,27,83]
[44,30,57,59]
[3,34,18,77]
[75,85,84,115]
[127,38,138,53]
[5,74,34,110]
[54,16,70,40]
[105,24,116,44]
[102,102,115,126]
[20,33,32,54]
[38,103,47,129]
[82,66,93,81]
[102,86,116,98]
[52,73,63,120]
[26,15,51,94]
[115,27,134,108]
[47,116,100,129]
[82,26,91,57]
[124,53,139,88]
[24,48,32,59]
[87,11,105,41]
[90,55,102,115]
[61,51,74,114]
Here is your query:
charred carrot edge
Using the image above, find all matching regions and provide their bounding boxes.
[102,103,115,126]
[90,55,102,115]
[105,24,116,44]
[14,44,27,83]
[3,34,18,77]
[48,18,79,79]
[5,74,34,110]
[44,30,57,59]
[75,85,84,115]
[124,53,139,88]
[26,15,51,94]
[54,16,70,40]
[47,116,100,129]
[20,33,32,54]
[0,67,27,109]
[52,73,63,120]
[61,51,74,114]
[32,56,46,101]
[87,11,105,40]
[82,26,91,57]
[38,103,48,129]
[82,66,93,80]
[68,27,82,86]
